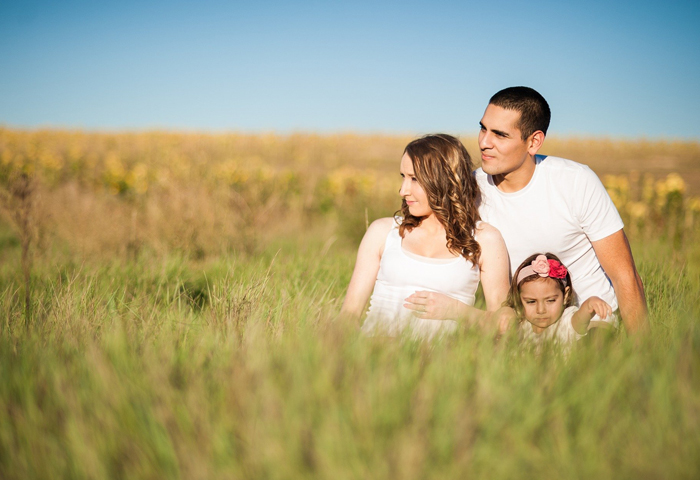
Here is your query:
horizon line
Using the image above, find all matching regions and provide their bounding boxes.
[1,124,699,144]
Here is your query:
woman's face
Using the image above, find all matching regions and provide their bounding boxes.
[400,153,432,217]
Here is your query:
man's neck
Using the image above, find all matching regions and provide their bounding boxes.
[492,155,537,193]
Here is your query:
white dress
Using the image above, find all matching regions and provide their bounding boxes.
[361,221,481,340]
[519,306,586,353]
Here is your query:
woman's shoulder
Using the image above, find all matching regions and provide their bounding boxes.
[474,221,504,243]
[362,217,398,248]
[368,217,398,233]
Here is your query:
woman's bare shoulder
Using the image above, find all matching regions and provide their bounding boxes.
[475,221,504,243]
[360,217,397,247]
[365,217,397,239]
[475,221,510,286]
[369,216,398,230]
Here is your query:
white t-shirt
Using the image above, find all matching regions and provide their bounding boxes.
[519,306,586,351]
[475,155,623,323]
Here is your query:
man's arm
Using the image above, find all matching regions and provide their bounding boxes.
[591,229,649,335]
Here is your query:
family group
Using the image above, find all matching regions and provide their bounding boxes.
[341,87,647,348]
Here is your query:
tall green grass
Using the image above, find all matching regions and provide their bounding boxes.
[1,129,699,478]
[1,227,699,479]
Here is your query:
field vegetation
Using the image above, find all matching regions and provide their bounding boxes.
[0,127,699,479]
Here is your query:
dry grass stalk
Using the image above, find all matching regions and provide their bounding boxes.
[0,173,37,327]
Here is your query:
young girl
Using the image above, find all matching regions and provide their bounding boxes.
[341,134,510,340]
[506,253,613,348]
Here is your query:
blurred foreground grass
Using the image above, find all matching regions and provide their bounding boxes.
[0,129,699,478]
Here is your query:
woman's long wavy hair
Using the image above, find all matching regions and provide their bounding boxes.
[397,134,481,265]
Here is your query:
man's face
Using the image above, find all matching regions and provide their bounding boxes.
[478,104,532,177]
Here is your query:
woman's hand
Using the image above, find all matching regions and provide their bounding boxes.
[404,291,461,320]
[491,306,518,336]
[405,292,516,337]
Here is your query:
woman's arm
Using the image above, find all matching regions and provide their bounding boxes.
[475,222,511,311]
[476,223,514,333]
[339,218,394,323]
[571,296,613,334]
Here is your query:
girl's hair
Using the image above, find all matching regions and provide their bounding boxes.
[397,134,481,265]
[505,252,575,318]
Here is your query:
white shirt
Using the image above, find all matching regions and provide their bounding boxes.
[476,155,623,322]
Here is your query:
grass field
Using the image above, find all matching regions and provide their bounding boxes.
[1,128,699,479]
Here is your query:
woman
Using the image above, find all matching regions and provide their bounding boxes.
[341,134,510,339]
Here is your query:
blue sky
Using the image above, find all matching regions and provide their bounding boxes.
[1,0,699,139]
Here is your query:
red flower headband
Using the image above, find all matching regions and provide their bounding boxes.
[516,254,568,285]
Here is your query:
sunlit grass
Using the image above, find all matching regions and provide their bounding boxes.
[0,129,699,478]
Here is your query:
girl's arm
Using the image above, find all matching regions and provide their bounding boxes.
[339,218,394,323]
[571,296,613,334]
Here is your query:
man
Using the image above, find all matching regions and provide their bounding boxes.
[475,86,648,334]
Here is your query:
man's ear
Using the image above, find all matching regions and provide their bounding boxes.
[527,130,545,156]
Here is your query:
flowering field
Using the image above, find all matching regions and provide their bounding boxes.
[0,128,699,479]
[1,128,698,257]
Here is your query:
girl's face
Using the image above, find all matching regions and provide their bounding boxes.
[399,153,432,217]
[519,278,569,333]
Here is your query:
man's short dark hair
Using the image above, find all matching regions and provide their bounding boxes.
[489,86,551,140]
